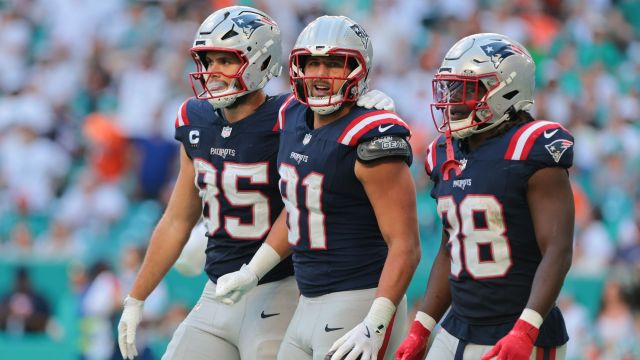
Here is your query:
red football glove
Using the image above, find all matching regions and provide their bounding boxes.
[481,319,539,360]
[394,320,431,360]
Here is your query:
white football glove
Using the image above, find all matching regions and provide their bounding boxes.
[118,295,144,359]
[356,89,396,111]
[326,319,385,360]
[214,264,259,305]
[326,297,396,360]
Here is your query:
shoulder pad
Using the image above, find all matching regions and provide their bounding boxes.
[276,94,298,131]
[504,120,574,168]
[357,135,411,164]
[424,135,444,177]
[174,97,194,128]
[338,110,411,146]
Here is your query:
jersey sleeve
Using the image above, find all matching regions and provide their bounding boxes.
[275,94,297,132]
[504,121,574,170]
[337,110,411,146]
[174,97,200,159]
[424,134,443,178]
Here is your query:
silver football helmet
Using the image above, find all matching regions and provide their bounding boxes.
[289,16,372,115]
[431,33,535,139]
[189,6,282,108]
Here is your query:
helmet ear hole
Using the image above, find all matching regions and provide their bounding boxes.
[502,90,519,100]
[260,55,271,71]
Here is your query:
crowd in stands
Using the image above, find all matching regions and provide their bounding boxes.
[0,0,638,359]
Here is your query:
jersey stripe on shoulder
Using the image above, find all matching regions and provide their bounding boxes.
[424,134,441,176]
[174,98,192,128]
[275,94,297,131]
[505,121,565,160]
[338,110,410,146]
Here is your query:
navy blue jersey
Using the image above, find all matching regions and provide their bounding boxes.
[276,96,412,297]
[174,95,293,284]
[425,120,573,347]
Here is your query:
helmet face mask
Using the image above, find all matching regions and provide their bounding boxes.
[189,48,249,108]
[430,73,499,137]
[289,16,372,115]
[189,6,282,108]
[290,49,366,115]
[431,33,535,139]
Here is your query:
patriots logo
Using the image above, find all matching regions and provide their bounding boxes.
[350,24,369,49]
[480,41,528,69]
[231,12,274,39]
[545,139,573,163]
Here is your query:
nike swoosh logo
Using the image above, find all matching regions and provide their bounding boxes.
[260,311,280,319]
[324,324,344,332]
[378,124,394,132]
[364,325,371,338]
[543,129,558,138]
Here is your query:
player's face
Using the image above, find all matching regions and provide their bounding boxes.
[303,56,353,97]
[437,80,488,120]
[203,50,243,92]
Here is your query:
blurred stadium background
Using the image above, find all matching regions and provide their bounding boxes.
[0,0,638,359]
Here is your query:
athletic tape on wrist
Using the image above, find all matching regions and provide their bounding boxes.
[366,297,396,332]
[519,308,543,329]
[247,243,281,279]
[415,311,437,332]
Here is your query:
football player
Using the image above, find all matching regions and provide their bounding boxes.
[394,33,573,360]
[214,15,421,360]
[117,6,395,360]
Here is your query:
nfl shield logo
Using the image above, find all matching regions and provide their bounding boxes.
[302,133,312,145]
[221,126,232,138]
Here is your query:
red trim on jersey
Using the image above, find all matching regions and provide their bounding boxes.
[424,135,441,176]
[504,121,566,160]
[377,313,397,360]
[275,94,297,132]
[536,347,543,360]
[337,110,410,146]
[174,98,192,128]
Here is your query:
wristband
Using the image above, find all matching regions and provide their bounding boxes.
[365,297,396,333]
[415,311,437,332]
[519,308,543,329]
[124,295,144,307]
[247,243,282,279]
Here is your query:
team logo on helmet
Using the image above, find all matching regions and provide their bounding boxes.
[350,24,369,49]
[545,139,573,163]
[480,41,528,69]
[231,12,274,39]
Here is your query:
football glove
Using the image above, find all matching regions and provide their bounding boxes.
[394,311,436,360]
[357,89,396,111]
[326,297,396,360]
[215,243,281,304]
[118,295,144,359]
[481,309,542,360]
[214,264,259,305]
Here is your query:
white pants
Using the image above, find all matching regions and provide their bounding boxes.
[277,288,408,360]
[426,327,567,360]
[163,276,298,360]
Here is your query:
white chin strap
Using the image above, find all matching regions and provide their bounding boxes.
[308,94,343,115]
[205,80,245,109]
[449,110,509,139]
[207,95,238,108]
